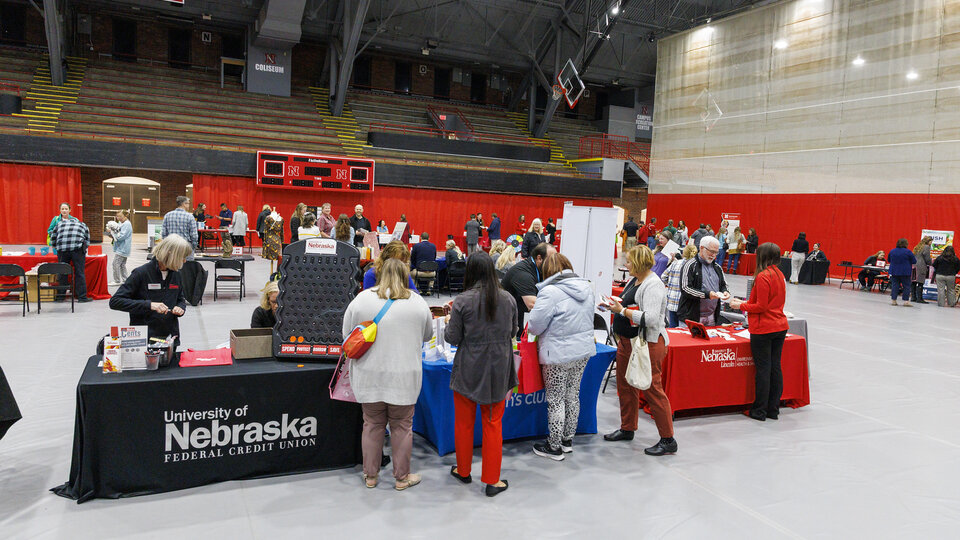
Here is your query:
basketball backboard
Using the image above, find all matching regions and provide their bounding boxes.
[557,59,586,108]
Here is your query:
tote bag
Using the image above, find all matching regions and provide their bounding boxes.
[516,326,544,394]
[625,335,652,390]
[329,353,357,402]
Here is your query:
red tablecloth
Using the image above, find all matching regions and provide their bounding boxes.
[0,254,110,300]
[638,327,809,415]
[736,253,756,276]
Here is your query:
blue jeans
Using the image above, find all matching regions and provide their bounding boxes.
[726,253,741,273]
[647,237,657,250]
[667,311,679,328]
[717,248,727,268]
[890,275,911,301]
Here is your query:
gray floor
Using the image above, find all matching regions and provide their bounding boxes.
[1,243,959,539]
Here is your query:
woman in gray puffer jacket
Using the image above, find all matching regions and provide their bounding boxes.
[525,253,596,461]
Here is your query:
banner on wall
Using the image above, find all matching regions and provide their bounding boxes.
[721,213,740,232]
[922,229,954,258]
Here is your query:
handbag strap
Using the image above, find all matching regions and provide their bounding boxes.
[372,299,395,324]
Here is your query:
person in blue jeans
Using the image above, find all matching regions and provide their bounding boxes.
[887,238,917,306]
[725,226,744,273]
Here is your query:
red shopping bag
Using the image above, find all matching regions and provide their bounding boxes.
[516,327,544,394]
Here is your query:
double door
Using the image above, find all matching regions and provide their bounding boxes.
[102,183,160,233]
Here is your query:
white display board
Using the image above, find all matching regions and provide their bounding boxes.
[560,202,619,305]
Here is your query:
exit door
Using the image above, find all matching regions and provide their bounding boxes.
[102,182,160,233]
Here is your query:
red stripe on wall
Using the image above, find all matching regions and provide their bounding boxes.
[647,193,960,274]
[0,163,83,244]
[193,174,610,246]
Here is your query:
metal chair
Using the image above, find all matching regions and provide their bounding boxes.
[597,313,619,393]
[446,260,466,294]
[0,264,29,316]
[213,259,245,301]
[36,262,74,313]
[414,260,439,297]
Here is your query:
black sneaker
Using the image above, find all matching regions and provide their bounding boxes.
[603,429,634,442]
[644,437,678,456]
[560,439,573,453]
[532,441,564,461]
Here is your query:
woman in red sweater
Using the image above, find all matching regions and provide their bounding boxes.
[729,242,789,421]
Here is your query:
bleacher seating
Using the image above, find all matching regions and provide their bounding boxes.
[0,46,601,180]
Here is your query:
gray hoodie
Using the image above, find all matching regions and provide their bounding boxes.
[526,270,597,365]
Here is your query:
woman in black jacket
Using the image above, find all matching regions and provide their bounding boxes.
[932,246,960,307]
[521,218,546,258]
[109,235,190,347]
[745,228,759,254]
[251,281,278,328]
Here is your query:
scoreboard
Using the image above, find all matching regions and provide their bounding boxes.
[256,151,375,193]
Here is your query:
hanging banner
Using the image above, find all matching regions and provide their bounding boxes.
[922,229,954,258]
[721,213,740,232]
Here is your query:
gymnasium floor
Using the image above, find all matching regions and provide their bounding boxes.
[1,244,958,539]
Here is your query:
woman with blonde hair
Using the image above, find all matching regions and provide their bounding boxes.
[661,243,697,327]
[725,226,745,273]
[912,236,933,303]
[297,213,321,240]
[445,239,464,268]
[495,247,516,278]
[109,209,133,284]
[489,239,508,259]
[290,203,307,242]
[110,235,191,347]
[251,280,279,328]
[363,240,417,291]
[343,258,433,490]
[521,218,546,259]
[603,245,675,456]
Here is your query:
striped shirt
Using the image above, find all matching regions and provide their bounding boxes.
[661,258,687,312]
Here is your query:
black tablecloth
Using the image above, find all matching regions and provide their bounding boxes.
[778,257,830,285]
[51,356,362,503]
[0,365,21,440]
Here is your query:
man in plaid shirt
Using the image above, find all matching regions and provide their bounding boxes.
[162,196,198,260]
[50,215,92,302]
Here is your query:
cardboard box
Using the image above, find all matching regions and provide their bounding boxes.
[230,328,274,359]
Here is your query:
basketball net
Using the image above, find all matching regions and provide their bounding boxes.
[551,84,564,101]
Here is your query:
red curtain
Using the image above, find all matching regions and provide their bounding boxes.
[192,174,609,244]
[647,192,960,274]
[0,163,83,244]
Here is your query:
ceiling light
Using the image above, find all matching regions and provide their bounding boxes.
[773,39,788,50]
[906,70,918,80]
[852,56,865,66]
[611,2,620,15]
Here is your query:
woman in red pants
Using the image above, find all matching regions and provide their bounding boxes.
[603,246,676,456]
[444,252,518,497]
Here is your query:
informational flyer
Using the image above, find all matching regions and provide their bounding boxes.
[661,239,681,260]
[721,212,740,232]
[111,326,149,370]
[922,229,954,258]
[391,222,408,241]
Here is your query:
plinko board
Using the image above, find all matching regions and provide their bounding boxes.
[274,238,360,361]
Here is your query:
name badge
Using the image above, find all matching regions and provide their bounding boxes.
[148,283,162,290]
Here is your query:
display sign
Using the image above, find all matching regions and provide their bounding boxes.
[721,212,740,232]
[141,198,151,207]
[922,229,954,258]
[106,326,149,371]
[256,151,375,193]
[112,197,122,206]
[304,238,337,255]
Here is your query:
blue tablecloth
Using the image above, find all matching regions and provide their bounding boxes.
[413,343,617,455]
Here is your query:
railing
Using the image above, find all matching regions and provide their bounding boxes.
[369,122,551,149]
[579,133,651,174]
[426,103,475,134]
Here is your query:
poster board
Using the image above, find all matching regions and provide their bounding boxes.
[721,212,740,232]
[391,222,408,241]
[922,229,954,258]
[560,202,618,307]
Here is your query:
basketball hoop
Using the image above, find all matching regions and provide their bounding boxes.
[551,84,564,101]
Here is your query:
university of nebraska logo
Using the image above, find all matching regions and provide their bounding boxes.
[264,53,277,65]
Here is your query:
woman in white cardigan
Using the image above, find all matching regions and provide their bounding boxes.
[342,258,433,491]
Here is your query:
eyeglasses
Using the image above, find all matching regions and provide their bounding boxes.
[703,248,719,255]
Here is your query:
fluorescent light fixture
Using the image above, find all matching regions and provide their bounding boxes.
[906,70,919,80]
[773,39,788,50]
[852,56,865,66]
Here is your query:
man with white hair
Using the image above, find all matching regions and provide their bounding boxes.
[349,204,372,247]
[677,235,730,326]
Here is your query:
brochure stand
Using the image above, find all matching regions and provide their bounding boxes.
[273,238,360,361]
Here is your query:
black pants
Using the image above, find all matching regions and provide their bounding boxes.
[231,234,245,247]
[858,270,877,289]
[57,248,87,299]
[749,330,787,419]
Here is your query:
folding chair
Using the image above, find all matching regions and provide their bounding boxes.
[446,260,466,294]
[597,314,619,393]
[36,262,74,313]
[213,259,245,301]
[0,264,29,316]
[414,260,439,297]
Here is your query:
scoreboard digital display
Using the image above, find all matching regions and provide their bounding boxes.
[256,151,375,193]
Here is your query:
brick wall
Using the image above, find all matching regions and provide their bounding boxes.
[80,168,192,240]
[411,62,433,96]
[292,42,326,86]
[24,6,45,46]
[86,13,229,71]
[613,187,648,223]
[369,56,394,90]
